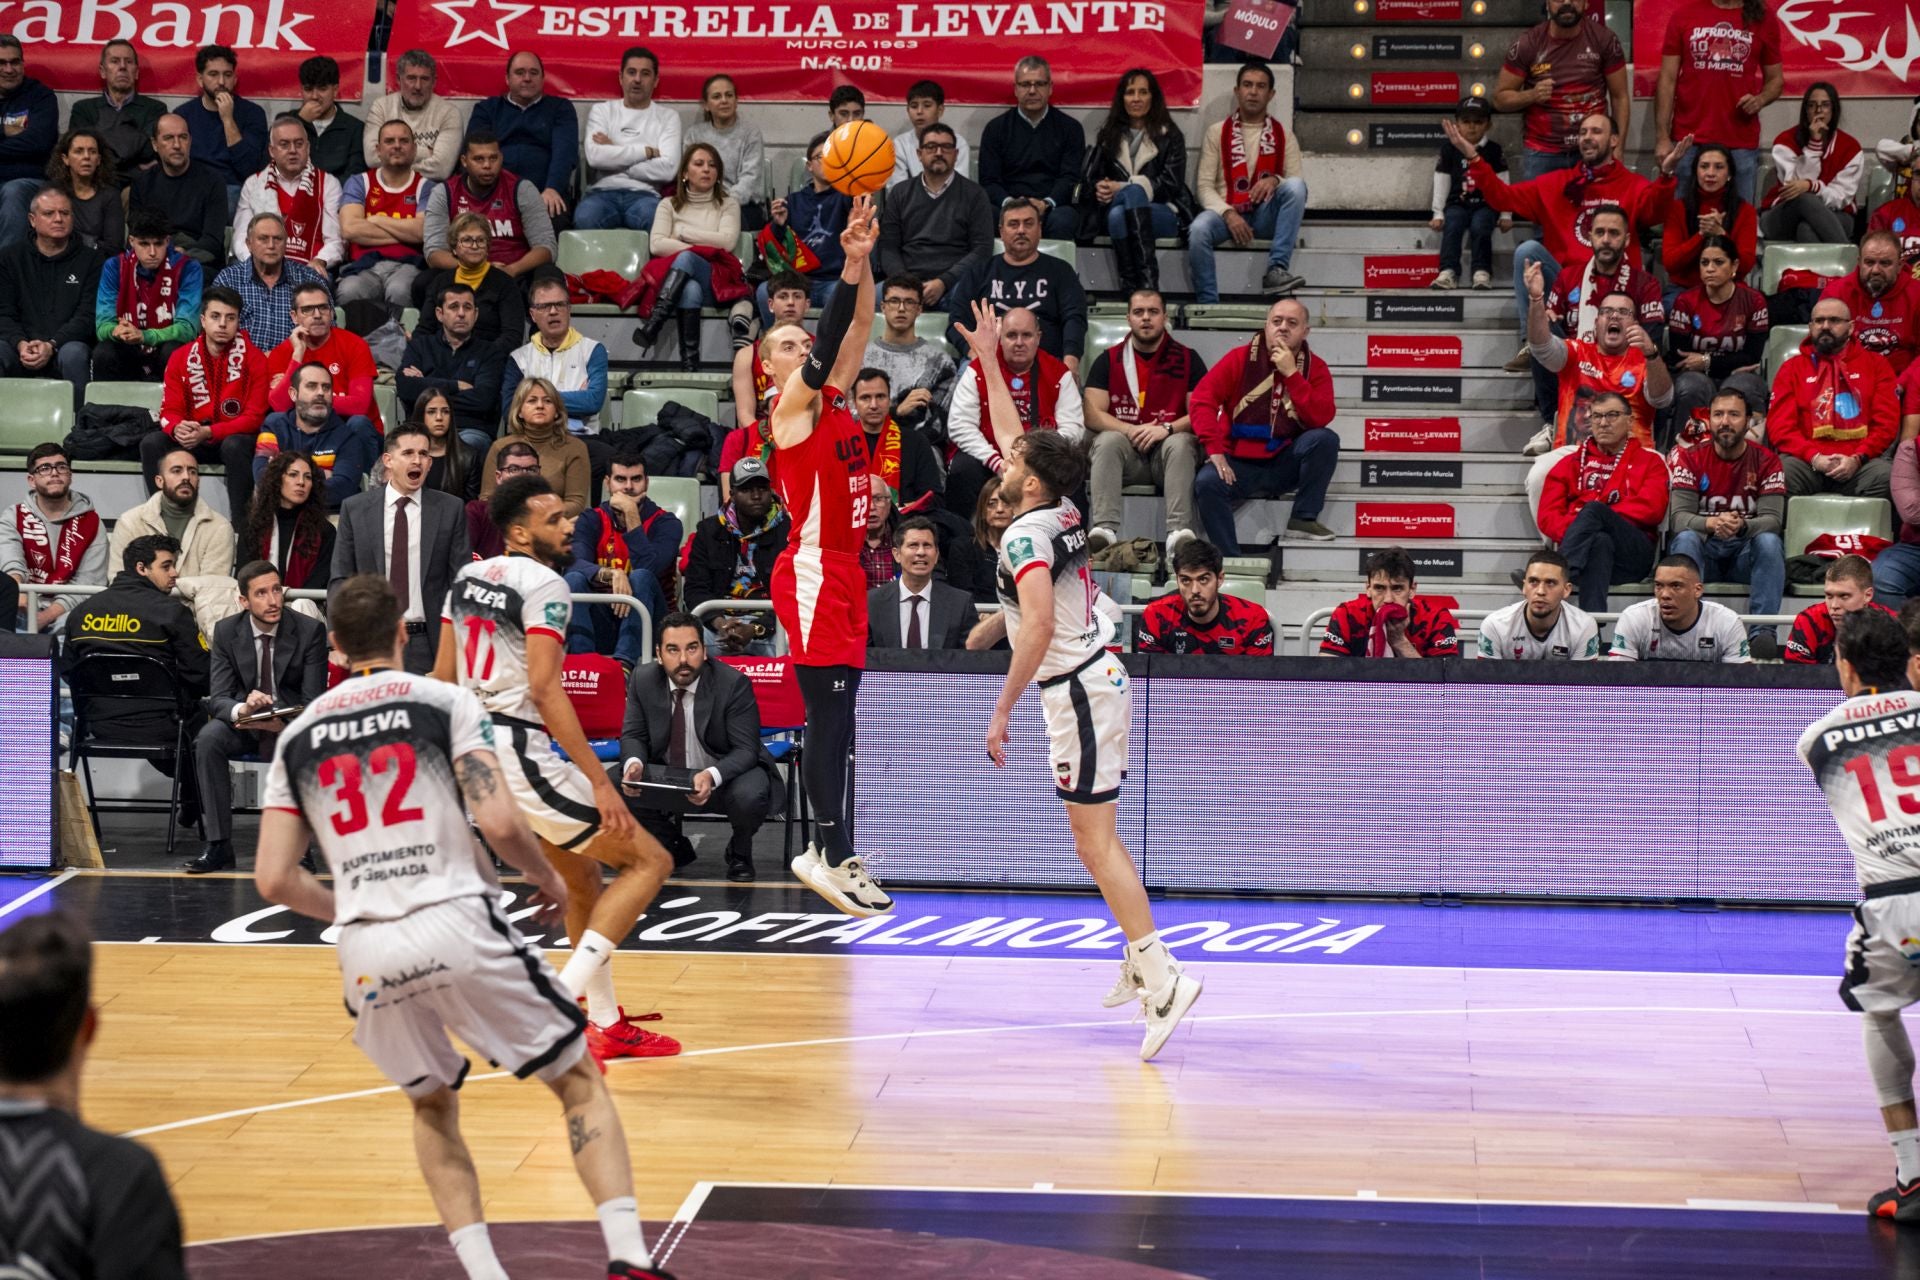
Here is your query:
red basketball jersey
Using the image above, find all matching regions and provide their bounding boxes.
[774,386,871,557]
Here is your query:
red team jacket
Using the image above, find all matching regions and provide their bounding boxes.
[1320,595,1459,658]
[1468,157,1675,267]
[1767,338,1902,463]
[1785,600,1900,664]
[1537,439,1670,544]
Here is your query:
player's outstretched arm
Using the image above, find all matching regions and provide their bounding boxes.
[828,197,879,394]
[524,631,640,840]
[430,619,458,684]
[955,301,1024,464]
[254,807,335,923]
[770,194,878,450]
[456,749,567,926]
[986,568,1057,767]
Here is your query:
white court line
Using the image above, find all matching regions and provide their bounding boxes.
[653,1181,714,1266]
[120,1003,1854,1140]
[0,869,74,920]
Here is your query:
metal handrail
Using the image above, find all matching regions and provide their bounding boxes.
[1295,605,1802,657]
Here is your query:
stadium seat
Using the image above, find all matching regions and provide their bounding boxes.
[1761,242,1858,294]
[0,380,74,453]
[648,476,702,550]
[83,381,163,414]
[1783,495,1895,596]
[557,229,651,278]
[787,154,809,195]
[627,369,731,393]
[373,382,399,431]
[622,387,720,433]
[400,306,419,333]
[1764,324,1808,380]
[1221,577,1266,604]
[1862,162,1897,220]
[1184,303,1272,330]
[1082,316,1130,370]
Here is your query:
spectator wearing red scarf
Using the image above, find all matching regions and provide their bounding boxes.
[1187,59,1308,302]
[1191,297,1338,555]
[1538,390,1671,612]
[1759,85,1862,244]
[231,115,343,270]
[1769,296,1900,498]
[944,305,1083,520]
[1084,289,1208,555]
[1821,231,1920,374]
[151,285,267,518]
[851,367,944,513]
[93,207,201,383]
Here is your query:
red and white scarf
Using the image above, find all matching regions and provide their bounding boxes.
[114,249,188,330]
[15,504,98,584]
[1222,116,1282,214]
[971,348,1069,464]
[271,165,324,262]
[182,331,253,421]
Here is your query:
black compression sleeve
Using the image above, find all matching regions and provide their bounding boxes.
[801,277,861,391]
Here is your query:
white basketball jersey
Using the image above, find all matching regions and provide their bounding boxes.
[1476,600,1601,660]
[1799,688,1920,891]
[443,554,573,725]
[996,499,1114,681]
[263,670,497,925]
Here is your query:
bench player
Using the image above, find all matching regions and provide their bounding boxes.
[254,575,673,1280]
[760,193,893,917]
[434,475,680,1061]
[1801,606,1920,1221]
[958,304,1203,1061]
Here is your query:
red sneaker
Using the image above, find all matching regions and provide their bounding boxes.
[608,1263,675,1278]
[586,1008,682,1060]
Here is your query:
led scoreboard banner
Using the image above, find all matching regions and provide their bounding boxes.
[0,634,59,872]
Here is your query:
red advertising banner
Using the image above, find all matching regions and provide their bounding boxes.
[390,1,1207,104]
[1355,502,1456,538]
[1215,0,1295,59]
[1633,0,1920,97]
[1364,417,1463,452]
[1367,337,1463,369]
[1373,0,1462,19]
[1369,73,1460,106]
[7,0,376,97]
[1363,254,1442,289]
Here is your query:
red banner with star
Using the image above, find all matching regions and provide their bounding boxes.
[388,0,1206,105]
[6,0,376,97]
[1633,0,1920,96]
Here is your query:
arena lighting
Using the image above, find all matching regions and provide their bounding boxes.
[1470,82,1487,95]
[1469,41,1487,57]
[1347,129,1365,146]
[1350,42,1367,57]
[1348,83,1365,98]
[1353,0,1369,11]
[1471,0,1487,11]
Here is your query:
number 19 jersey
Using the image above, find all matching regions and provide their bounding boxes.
[264,670,497,925]
[443,554,573,726]
[1798,688,1920,892]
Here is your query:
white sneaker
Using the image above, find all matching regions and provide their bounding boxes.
[1429,269,1458,290]
[1087,526,1118,554]
[1101,958,1143,1009]
[1471,270,1492,290]
[1139,968,1204,1061]
[1521,423,1555,456]
[1163,528,1196,561]
[792,848,894,917]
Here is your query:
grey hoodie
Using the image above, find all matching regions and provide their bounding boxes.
[0,490,109,621]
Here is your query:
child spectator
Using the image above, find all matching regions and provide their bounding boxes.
[1428,97,1509,291]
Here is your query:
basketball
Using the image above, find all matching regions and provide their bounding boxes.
[820,120,895,197]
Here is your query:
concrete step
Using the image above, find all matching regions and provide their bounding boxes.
[1297,289,1518,327]
[1292,329,1522,368]
[1297,112,1502,155]
[1297,220,1522,252]
[1333,450,1533,488]
[1295,70,1518,127]
[1298,0,1543,26]
[1336,408,1542,453]
[1329,367,1536,408]
[1298,26,1521,72]
[1276,536,1541,583]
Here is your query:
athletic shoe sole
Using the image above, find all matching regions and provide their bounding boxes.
[1140,971,1204,1061]
[792,856,894,918]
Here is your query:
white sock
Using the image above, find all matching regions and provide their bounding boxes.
[1127,932,1174,993]
[596,1196,651,1268]
[1893,1128,1920,1183]
[449,1222,509,1280]
[559,930,617,1005]
[583,962,620,1028]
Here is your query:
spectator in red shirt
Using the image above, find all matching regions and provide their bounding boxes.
[1867,161,1920,270]
[1666,387,1786,654]
[1653,0,1784,205]
[1786,554,1897,662]
[1872,432,1920,607]
[1135,537,1274,656]
[1760,84,1863,245]
[1320,547,1458,659]
[262,281,384,432]
[1532,203,1663,430]
[1494,0,1630,180]
[1768,296,1899,497]
[1661,146,1759,296]
[1822,231,1920,374]
[1665,235,1770,444]
[1538,390,1671,612]
[1191,296,1338,554]
[150,284,267,518]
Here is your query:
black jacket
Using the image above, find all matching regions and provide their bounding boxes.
[415,267,526,346]
[619,659,780,793]
[0,237,105,349]
[129,162,229,266]
[979,106,1085,211]
[65,570,209,742]
[1076,122,1199,238]
[682,511,790,613]
[397,331,506,435]
[303,108,367,182]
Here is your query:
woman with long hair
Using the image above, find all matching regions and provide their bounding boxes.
[1759,83,1862,243]
[633,142,743,365]
[242,451,335,591]
[684,74,767,229]
[46,128,122,250]
[1662,144,1757,296]
[1652,0,1782,205]
[1077,68,1196,292]
[1663,233,1771,448]
[408,387,475,500]
[479,376,589,514]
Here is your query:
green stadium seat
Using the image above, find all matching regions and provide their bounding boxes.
[1863,162,1897,220]
[647,476,701,550]
[787,154,809,195]
[627,369,732,394]
[556,229,650,279]
[1184,303,1272,330]
[622,387,720,433]
[1764,324,1808,381]
[1221,577,1266,604]
[1082,316,1131,371]
[0,380,74,453]
[83,381,163,414]
[400,306,419,333]
[1783,494,1896,596]
[373,383,399,431]
[1761,242,1858,294]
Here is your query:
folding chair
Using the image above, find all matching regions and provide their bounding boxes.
[65,651,203,857]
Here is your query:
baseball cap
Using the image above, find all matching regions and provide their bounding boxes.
[1456,95,1492,121]
[731,456,772,488]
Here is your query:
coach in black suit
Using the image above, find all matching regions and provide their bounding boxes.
[616,611,781,882]
[186,561,329,874]
[329,423,469,673]
[867,516,975,649]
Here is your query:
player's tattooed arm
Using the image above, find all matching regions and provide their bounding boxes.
[455,752,500,805]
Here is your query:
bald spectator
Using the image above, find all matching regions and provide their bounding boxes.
[1822,231,1920,374]
[0,188,104,405]
[294,55,366,181]
[1769,296,1899,497]
[945,305,1084,520]
[232,114,344,271]
[362,50,461,182]
[128,114,227,267]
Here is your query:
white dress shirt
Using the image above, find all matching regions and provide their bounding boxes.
[898,578,932,649]
[382,484,426,623]
[232,619,280,721]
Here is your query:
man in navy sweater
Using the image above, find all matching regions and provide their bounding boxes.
[977,54,1084,240]
[175,45,268,202]
[466,52,580,222]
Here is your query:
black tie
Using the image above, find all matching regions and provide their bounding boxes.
[669,687,688,768]
[258,633,275,699]
[906,594,923,649]
[390,495,411,614]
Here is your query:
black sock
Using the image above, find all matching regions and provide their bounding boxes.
[794,664,860,866]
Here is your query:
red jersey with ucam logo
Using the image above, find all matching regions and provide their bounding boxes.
[1821,272,1920,374]
[1552,337,1656,449]
[770,385,872,666]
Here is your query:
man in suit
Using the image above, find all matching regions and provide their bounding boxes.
[867,516,974,649]
[616,611,780,882]
[329,422,470,673]
[185,561,328,874]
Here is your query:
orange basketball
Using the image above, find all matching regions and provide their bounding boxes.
[820,120,895,197]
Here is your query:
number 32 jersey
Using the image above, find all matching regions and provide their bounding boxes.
[264,670,498,925]
[443,554,573,726]
[1799,688,1920,892]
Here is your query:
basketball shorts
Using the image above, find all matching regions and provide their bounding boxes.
[771,545,868,668]
[494,717,602,851]
[1037,651,1130,805]
[338,894,587,1098]
[1840,886,1920,1015]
